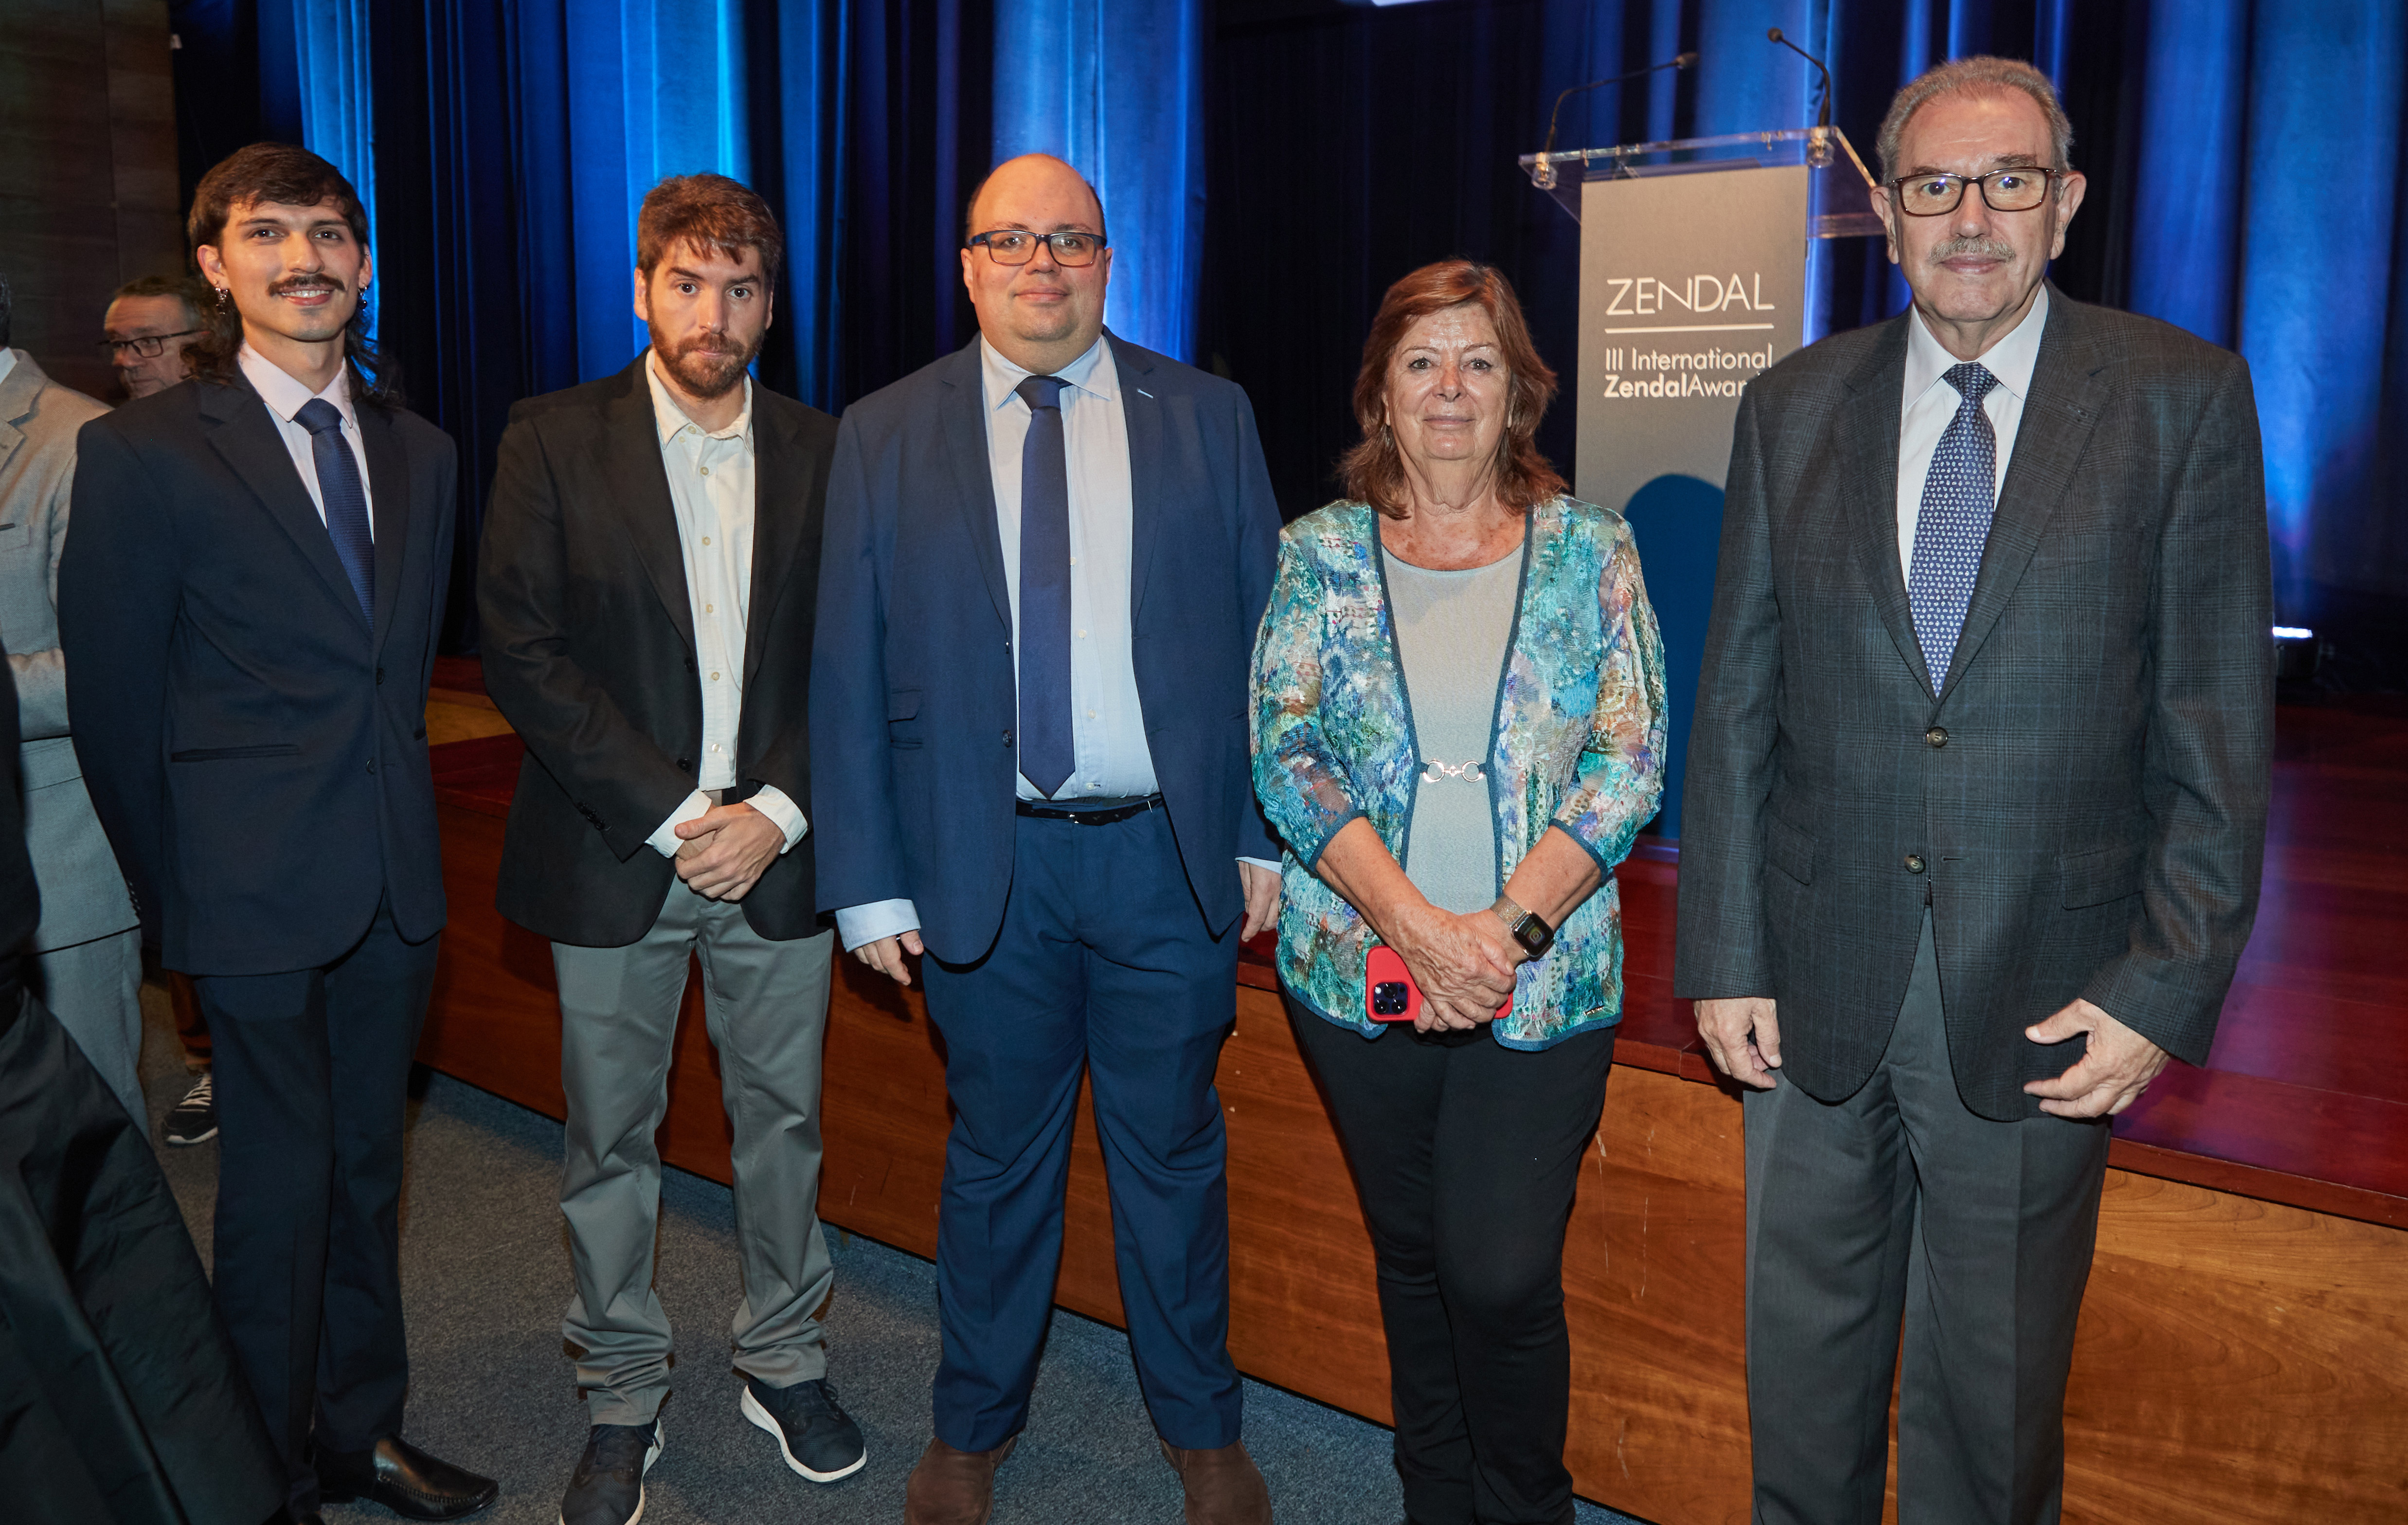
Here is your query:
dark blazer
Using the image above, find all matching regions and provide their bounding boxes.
[57,371,455,975]
[479,358,836,947]
[811,332,1281,962]
[1673,289,2273,1120]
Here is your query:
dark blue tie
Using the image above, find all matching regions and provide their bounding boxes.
[1906,362,2001,690]
[296,398,375,620]
[1014,374,1075,798]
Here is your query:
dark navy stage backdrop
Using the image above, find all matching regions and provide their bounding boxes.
[171,0,2405,660]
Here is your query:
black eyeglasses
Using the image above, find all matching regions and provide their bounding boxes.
[98,329,204,358]
[1887,165,2063,216]
[967,229,1108,267]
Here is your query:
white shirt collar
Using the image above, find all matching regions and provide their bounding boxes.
[645,349,754,447]
[0,348,18,389]
[238,341,356,428]
[980,331,1117,414]
[1904,283,2049,409]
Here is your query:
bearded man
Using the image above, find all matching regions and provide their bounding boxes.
[477,173,858,1525]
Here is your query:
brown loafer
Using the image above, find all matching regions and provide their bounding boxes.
[1159,1438,1272,1525]
[904,1434,1019,1525]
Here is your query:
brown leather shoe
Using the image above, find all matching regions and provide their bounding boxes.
[904,1434,1019,1525]
[1159,1438,1272,1525]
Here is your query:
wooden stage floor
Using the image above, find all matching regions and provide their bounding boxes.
[417,668,2408,1523]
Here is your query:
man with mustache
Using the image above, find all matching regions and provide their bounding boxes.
[479,172,858,1525]
[57,143,496,1524]
[1677,57,2271,1524]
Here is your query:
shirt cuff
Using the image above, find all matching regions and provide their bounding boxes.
[1238,856,1281,874]
[646,790,713,858]
[747,785,809,851]
[836,899,921,951]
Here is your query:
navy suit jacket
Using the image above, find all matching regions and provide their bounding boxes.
[57,372,455,975]
[811,333,1281,962]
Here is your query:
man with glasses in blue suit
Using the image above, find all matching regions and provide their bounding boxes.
[813,152,1282,1525]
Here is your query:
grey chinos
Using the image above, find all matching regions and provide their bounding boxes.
[554,885,837,1425]
[1743,913,2111,1525]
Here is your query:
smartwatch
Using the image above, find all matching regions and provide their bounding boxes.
[1492,895,1555,960]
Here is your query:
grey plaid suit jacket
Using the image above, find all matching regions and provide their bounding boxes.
[1673,288,2273,1121]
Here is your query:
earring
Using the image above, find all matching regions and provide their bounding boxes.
[214,286,231,308]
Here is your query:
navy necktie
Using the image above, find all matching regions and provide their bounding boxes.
[296,398,375,620]
[1906,362,2001,690]
[1014,374,1075,797]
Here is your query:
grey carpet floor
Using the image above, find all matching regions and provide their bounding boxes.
[133,985,1647,1525]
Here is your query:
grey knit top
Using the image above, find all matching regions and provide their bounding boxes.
[1385,544,1522,915]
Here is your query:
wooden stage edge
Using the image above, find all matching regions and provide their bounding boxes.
[416,713,2408,1525]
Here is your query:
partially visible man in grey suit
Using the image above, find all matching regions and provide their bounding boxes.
[1676,58,2271,1525]
[0,271,144,1123]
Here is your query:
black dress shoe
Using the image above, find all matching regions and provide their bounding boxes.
[316,1435,499,1520]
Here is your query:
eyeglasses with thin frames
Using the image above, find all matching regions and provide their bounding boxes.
[967,229,1108,267]
[1886,165,2063,217]
[98,329,205,359]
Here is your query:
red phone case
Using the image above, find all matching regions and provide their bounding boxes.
[1365,945,1422,1023]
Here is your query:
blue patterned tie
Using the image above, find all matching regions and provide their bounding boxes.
[296,398,374,620]
[1014,374,1074,797]
[1906,363,2000,690]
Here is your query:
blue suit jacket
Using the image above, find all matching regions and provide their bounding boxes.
[811,333,1281,962]
[57,373,455,974]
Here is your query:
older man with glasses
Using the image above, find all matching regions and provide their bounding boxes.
[99,274,219,401]
[1678,55,2272,1525]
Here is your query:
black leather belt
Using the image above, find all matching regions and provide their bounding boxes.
[1015,793,1164,825]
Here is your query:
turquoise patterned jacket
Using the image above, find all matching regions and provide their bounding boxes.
[1250,497,1667,1049]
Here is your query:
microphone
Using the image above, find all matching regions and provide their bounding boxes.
[1766,27,1832,129]
[1539,52,1700,163]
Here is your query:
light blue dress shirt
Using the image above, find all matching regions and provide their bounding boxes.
[836,334,1271,952]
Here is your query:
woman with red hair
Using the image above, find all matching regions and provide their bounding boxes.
[1251,260,1666,1525]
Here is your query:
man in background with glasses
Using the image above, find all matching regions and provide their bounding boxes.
[100,273,219,400]
[814,152,1281,1525]
[0,269,145,1127]
[97,272,228,1147]
[1678,56,2271,1525]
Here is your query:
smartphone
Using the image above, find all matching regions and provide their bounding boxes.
[1366,945,1421,1023]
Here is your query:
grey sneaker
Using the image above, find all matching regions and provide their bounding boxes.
[162,1071,216,1146]
[558,1418,662,1525]
[740,1375,866,1483]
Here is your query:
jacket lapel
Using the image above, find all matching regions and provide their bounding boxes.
[936,340,1011,631]
[1831,315,1931,695]
[1110,332,1165,623]
[742,398,804,690]
[359,403,412,654]
[1939,290,2107,703]
[601,359,698,654]
[198,378,367,625]
[0,353,43,482]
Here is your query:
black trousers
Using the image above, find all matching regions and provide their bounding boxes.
[194,902,440,1515]
[1286,991,1616,1525]
[0,986,284,1525]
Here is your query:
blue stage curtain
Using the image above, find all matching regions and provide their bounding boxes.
[2229,1,2408,626]
[989,0,1207,360]
[289,0,377,258]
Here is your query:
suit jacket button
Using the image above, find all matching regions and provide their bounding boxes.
[1925,726,1948,747]
[366,759,378,775]
[1002,729,1013,747]
[677,758,692,771]
[1905,853,1926,874]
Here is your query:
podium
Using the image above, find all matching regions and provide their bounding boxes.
[1522,127,1881,835]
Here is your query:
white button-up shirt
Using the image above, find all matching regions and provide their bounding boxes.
[1896,285,2047,582]
[239,343,375,535]
[980,333,1158,801]
[640,352,806,859]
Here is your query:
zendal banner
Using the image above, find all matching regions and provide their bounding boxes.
[1575,163,1810,515]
